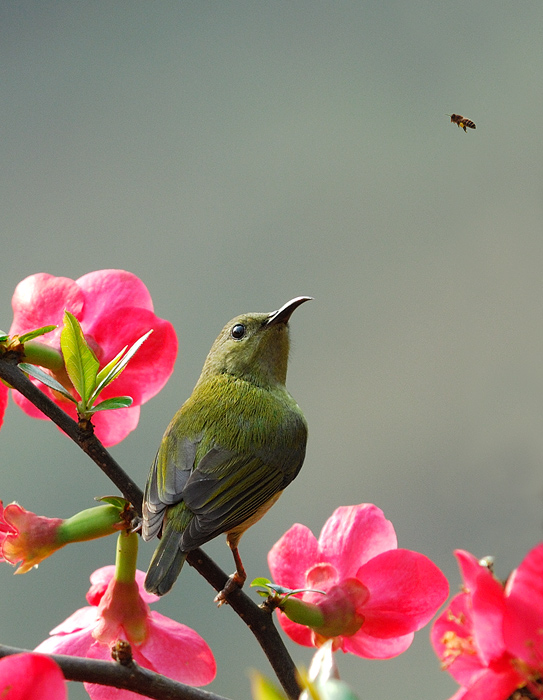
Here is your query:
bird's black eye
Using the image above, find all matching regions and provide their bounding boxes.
[231,323,246,340]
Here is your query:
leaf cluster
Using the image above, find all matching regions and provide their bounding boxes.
[18,311,152,420]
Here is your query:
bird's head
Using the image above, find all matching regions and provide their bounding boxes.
[198,296,312,387]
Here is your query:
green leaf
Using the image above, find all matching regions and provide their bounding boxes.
[268,583,326,597]
[89,396,133,412]
[18,363,77,403]
[95,346,127,387]
[250,672,287,700]
[250,577,272,588]
[18,325,57,343]
[89,329,153,405]
[60,311,99,406]
[0,333,9,343]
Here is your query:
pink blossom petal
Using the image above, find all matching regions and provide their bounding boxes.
[470,573,508,665]
[431,593,485,686]
[305,563,340,591]
[318,505,397,579]
[10,273,84,337]
[343,629,414,659]
[89,405,141,448]
[268,523,320,589]
[135,570,161,605]
[449,689,469,700]
[83,613,216,700]
[84,679,143,700]
[504,543,543,667]
[455,550,488,594]
[454,551,508,665]
[35,625,94,657]
[275,609,315,647]
[0,383,8,430]
[139,611,216,685]
[76,270,154,325]
[356,548,449,638]
[11,382,51,420]
[90,307,177,403]
[87,566,158,606]
[0,500,12,540]
[85,642,148,700]
[0,653,66,700]
[48,606,98,635]
[87,566,116,602]
[450,666,521,700]
[12,384,137,448]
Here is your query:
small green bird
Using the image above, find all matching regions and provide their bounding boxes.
[142,297,311,600]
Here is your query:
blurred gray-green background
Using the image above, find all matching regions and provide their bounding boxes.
[1,2,543,698]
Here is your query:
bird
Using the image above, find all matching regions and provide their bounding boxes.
[142,296,311,602]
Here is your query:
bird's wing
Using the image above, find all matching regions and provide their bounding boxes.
[142,432,200,541]
[178,447,286,550]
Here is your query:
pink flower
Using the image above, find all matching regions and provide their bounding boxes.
[35,565,216,699]
[0,653,67,700]
[9,270,177,446]
[0,382,7,430]
[0,500,64,574]
[431,547,543,700]
[268,504,449,659]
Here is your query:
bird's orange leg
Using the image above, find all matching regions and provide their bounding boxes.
[214,546,247,606]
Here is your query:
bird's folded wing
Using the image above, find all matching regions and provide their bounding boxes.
[142,434,200,540]
[179,447,284,550]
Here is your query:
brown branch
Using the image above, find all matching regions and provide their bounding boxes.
[0,356,302,699]
[0,354,142,512]
[0,644,230,700]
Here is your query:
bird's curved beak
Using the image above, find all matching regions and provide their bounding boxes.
[266,296,312,326]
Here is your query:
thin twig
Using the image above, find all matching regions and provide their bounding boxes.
[0,356,302,699]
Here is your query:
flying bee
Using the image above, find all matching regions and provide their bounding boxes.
[448,114,476,132]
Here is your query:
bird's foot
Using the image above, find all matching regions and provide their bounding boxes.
[214,571,245,607]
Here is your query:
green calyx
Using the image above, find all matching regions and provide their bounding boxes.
[56,504,125,545]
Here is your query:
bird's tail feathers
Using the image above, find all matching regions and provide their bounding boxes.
[144,529,188,596]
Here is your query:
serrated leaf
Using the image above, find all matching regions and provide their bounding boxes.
[90,396,133,412]
[60,311,99,406]
[18,325,57,343]
[89,329,153,405]
[19,363,77,403]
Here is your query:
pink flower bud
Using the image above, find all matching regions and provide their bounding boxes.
[0,500,126,573]
[0,501,63,574]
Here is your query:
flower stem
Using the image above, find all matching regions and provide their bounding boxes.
[115,531,139,584]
